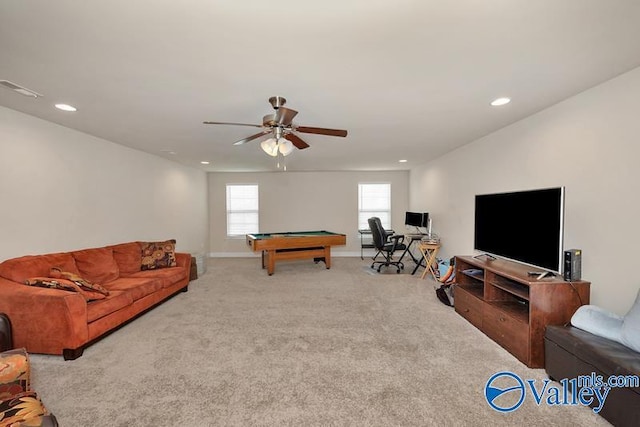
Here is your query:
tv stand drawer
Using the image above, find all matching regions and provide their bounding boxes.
[455,287,483,329]
[483,304,529,363]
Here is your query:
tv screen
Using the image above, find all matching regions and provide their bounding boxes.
[405,212,429,228]
[474,187,564,272]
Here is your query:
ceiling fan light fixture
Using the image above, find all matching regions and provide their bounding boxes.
[278,139,294,156]
[260,138,278,157]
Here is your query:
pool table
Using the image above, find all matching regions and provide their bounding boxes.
[246,231,347,275]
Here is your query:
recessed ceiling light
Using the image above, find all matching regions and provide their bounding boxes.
[399,159,408,163]
[200,161,210,165]
[490,97,511,107]
[55,103,77,112]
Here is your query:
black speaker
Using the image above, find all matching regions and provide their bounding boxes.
[563,249,582,281]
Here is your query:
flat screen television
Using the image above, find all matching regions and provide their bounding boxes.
[474,187,564,272]
[405,212,429,228]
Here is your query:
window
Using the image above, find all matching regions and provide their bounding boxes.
[226,184,259,236]
[358,183,391,230]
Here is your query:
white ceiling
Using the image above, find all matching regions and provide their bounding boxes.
[2,1,640,172]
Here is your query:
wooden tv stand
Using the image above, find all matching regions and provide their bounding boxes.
[454,256,590,368]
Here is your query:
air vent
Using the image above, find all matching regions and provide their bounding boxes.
[0,80,42,98]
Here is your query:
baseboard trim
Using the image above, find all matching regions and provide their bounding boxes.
[208,252,258,258]
[207,251,368,258]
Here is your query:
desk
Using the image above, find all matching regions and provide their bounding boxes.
[246,231,346,275]
[358,228,395,260]
[418,242,441,280]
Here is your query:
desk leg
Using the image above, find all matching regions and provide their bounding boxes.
[267,250,275,275]
[398,245,411,264]
[403,238,425,275]
[411,241,426,275]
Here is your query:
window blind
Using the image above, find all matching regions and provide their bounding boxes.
[226,184,259,236]
[358,183,391,230]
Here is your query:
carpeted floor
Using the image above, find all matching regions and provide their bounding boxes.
[29,257,610,426]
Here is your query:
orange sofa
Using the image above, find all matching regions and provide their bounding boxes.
[0,241,191,360]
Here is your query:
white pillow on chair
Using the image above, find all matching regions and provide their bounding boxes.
[620,289,640,353]
[571,304,624,343]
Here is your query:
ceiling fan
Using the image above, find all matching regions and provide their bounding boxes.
[203,96,348,157]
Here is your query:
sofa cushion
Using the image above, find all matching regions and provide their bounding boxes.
[0,348,30,397]
[101,278,163,302]
[0,391,48,426]
[140,240,177,270]
[109,242,142,275]
[86,290,133,323]
[620,289,640,353]
[127,267,187,289]
[0,253,79,284]
[71,247,119,284]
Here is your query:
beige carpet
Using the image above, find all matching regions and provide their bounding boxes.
[29,257,610,426]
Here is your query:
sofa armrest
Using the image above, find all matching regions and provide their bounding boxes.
[175,252,191,269]
[0,277,88,355]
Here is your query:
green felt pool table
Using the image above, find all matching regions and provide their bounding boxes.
[246,231,347,275]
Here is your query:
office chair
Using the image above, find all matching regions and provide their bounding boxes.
[368,217,407,273]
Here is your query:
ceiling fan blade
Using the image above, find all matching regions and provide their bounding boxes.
[203,121,262,128]
[233,131,268,145]
[284,133,310,150]
[295,126,348,137]
[273,107,298,125]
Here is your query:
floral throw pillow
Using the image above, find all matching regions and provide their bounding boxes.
[0,391,48,427]
[49,267,110,295]
[140,240,177,270]
[0,348,30,400]
[24,277,107,302]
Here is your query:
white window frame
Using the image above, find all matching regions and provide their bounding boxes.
[358,183,391,230]
[226,184,259,237]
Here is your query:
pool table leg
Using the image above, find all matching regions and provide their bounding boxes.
[325,246,331,269]
[267,249,275,275]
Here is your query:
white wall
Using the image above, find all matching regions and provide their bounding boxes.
[208,171,409,256]
[0,106,209,260]
[409,67,640,315]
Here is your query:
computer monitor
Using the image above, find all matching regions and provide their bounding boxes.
[405,212,429,232]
